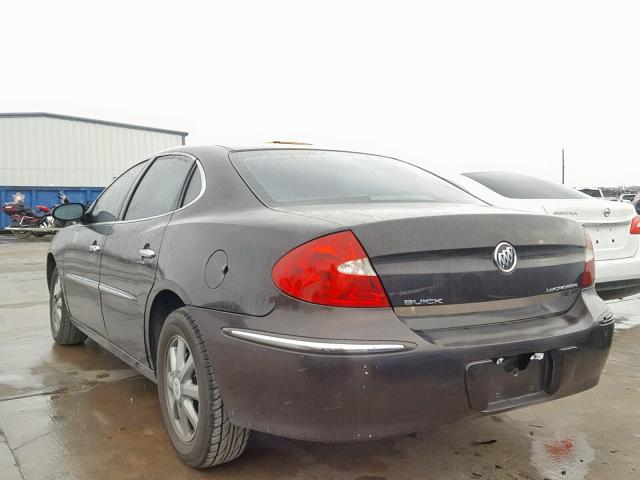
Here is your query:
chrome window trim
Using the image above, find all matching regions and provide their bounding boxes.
[88,152,206,226]
[223,328,407,354]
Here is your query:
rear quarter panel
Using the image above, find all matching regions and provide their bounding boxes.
[156,149,340,317]
[160,207,339,316]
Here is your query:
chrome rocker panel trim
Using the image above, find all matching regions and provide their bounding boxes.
[65,273,135,301]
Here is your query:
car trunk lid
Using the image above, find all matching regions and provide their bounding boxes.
[276,203,587,328]
[538,199,638,261]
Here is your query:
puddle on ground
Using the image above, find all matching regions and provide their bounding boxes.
[530,430,595,480]
[614,316,640,331]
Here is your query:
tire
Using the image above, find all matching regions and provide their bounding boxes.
[157,308,249,468]
[12,230,32,239]
[49,267,87,345]
[32,231,47,237]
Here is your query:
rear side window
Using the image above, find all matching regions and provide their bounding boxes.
[231,150,479,206]
[88,161,148,223]
[464,171,588,200]
[180,167,203,207]
[125,155,194,220]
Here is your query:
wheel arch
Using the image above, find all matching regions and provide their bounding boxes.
[146,288,188,371]
[46,253,57,291]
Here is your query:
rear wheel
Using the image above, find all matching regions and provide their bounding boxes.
[157,308,249,468]
[49,267,87,345]
[11,230,32,239]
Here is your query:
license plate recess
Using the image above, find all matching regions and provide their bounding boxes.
[465,347,578,412]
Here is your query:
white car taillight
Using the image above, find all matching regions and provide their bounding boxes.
[582,231,595,288]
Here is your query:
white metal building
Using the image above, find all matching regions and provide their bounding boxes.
[0,113,188,187]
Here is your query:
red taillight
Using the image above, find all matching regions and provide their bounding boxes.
[631,216,640,234]
[272,231,390,308]
[582,231,596,288]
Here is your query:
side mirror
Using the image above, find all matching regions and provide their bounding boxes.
[52,203,85,221]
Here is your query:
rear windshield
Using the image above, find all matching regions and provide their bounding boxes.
[580,189,603,198]
[231,150,480,206]
[464,171,588,200]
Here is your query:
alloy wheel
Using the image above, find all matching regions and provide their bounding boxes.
[51,274,63,334]
[165,335,200,442]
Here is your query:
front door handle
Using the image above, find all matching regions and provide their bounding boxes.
[139,248,156,259]
[89,243,101,255]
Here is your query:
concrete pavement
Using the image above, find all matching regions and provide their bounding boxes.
[0,235,638,479]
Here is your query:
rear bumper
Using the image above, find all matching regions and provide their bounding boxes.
[189,290,613,442]
[596,252,640,283]
[596,253,640,298]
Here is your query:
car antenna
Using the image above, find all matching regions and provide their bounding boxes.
[267,140,313,145]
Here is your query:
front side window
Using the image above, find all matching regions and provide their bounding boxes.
[464,171,589,200]
[88,161,148,223]
[231,150,479,206]
[124,155,194,220]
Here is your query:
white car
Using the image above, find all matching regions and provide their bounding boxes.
[619,193,637,203]
[446,171,640,299]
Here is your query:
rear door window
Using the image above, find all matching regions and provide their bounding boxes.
[124,155,194,220]
[180,167,203,207]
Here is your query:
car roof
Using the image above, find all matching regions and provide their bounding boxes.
[220,143,388,155]
[158,143,401,161]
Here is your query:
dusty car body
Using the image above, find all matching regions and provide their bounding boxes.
[47,146,614,467]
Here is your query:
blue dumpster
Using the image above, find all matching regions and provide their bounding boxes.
[0,186,104,230]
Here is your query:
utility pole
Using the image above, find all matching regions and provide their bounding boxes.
[561,148,565,185]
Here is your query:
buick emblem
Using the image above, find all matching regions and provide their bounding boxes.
[493,242,517,274]
[603,208,611,218]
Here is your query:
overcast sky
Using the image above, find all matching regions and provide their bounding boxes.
[2,1,639,187]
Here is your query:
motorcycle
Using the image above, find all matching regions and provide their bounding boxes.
[2,191,70,239]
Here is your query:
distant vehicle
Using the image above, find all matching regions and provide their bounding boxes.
[47,147,614,468]
[447,171,640,299]
[578,188,605,199]
[619,193,637,203]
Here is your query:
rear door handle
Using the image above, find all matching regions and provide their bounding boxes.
[89,244,101,254]
[139,248,156,259]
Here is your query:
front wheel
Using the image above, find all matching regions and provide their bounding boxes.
[157,308,249,468]
[49,267,87,345]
